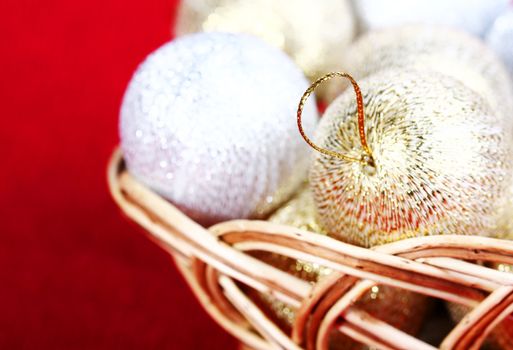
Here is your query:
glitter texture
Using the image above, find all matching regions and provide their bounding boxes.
[259,188,428,348]
[120,32,318,225]
[268,185,327,236]
[310,70,512,248]
[486,8,513,80]
[351,0,509,37]
[343,25,513,127]
[496,181,513,241]
[257,284,427,350]
[174,0,355,82]
[268,186,331,282]
[449,262,513,349]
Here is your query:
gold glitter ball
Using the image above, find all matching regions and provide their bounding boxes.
[448,262,513,349]
[268,184,327,235]
[268,186,331,282]
[342,25,513,129]
[255,187,429,348]
[496,181,513,240]
[310,69,512,248]
[174,0,355,99]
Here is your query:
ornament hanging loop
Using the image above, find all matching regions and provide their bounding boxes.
[297,72,374,166]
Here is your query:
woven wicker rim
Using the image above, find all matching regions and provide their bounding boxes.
[108,148,513,350]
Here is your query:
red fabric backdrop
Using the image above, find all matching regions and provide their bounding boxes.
[0,0,236,348]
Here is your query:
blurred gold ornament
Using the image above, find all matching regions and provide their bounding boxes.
[496,181,513,241]
[258,283,428,350]
[300,70,511,248]
[267,186,331,283]
[256,187,428,349]
[343,25,513,127]
[268,185,327,235]
[174,0,355,100]
[448,262,513,349]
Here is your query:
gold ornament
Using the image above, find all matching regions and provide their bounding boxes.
[267,184,327,235]
[174,0,355,100]
[496,181,513,241]
[298,70,511,248]
[448,262,513,349]
[267,186,331,283]
[342,25,513,127]
[449,176,513,349]
[255,187,428,349]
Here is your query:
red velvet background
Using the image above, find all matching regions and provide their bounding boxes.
[0,0,236,348]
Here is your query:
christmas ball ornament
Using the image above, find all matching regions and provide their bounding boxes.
[343,25,513,124]
[256,188,428,349]
[496,181,513,240]
[174,0,355,83]
[267,185,327,238]
[299,71,511,248]
[120,32,318,225]
[486,8,513,79]
[258,284,428,350]
[483,264,513,349]
[448,263,513,349]
[467,183,513,349]
[351,0,509,37]
[267,186,331,283]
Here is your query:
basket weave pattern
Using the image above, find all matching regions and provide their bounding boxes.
[108,149,513,350]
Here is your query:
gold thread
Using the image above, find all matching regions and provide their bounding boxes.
[297,72,373,165]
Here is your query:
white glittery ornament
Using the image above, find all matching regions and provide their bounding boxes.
[486,8,513,79]
[351,0,509,37]
[344,25,513,129]
[174,0,355,87]
[120,32,318,225]
[309,70,511,247]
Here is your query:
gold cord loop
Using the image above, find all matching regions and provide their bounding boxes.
[297,72,373,165]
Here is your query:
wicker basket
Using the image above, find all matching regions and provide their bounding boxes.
[108,148,513,350]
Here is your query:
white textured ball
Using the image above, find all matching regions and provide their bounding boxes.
[486,8,513,79]
[120,32,318,225]
[352,0,509,37]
